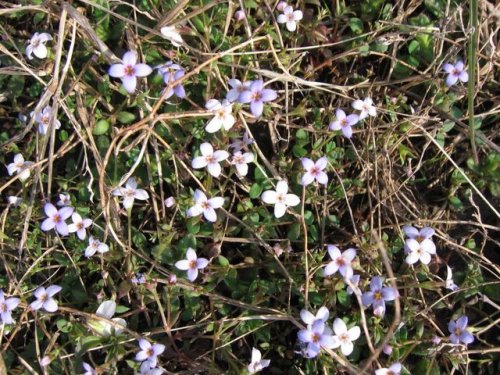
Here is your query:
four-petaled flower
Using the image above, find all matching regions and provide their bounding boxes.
[261,180,300,218]
[443,61,469,87]
[30,285,62,312]
[0,289,20,324]
[300,306,329,326]
[323,245,356,280]
[277,5,303,32]
[112,177,149,210]
[448,316,474,345]
[163,68,186,100]
[26,32,52,60]
[160,25,183,47]
[187,189,224,222]
[68,212,92,240]
[34,106,61,135]
[41,203,74,236]
[226,79,252,103]
[108,51,153,94]
[89,300,127,336]
[301,157,328,186]
[247,347,270,374]
[85,236,109,258]
[329,109,359,138]
[82,362,97,375]
[331,318,361,356]
[135,339,165,368]
[297,319,336,358]
[175,248,209,282]
[191,142,229,178]
[375,362,402,375]
[137,360,163,375]
[352,97,377,120]
[231,151,254,176]
[230,131,254,152]
[403,225,436,265]
[362,276,398,317]
[205,99,235,133]
[57,193,71,207]
[239,80,277,118]
[7,154,33,182]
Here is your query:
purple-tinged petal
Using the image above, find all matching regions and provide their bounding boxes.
[261,89,277,102]
[134,64,152,77]
[203,207,217,222]
[343,248,356,262]
[208,197,224,209]
[122,75,137,93]
[446,74,458,87]
[456,316,468,330]
[59,207,74,220]
[175,260,190,270]
[196,258,209,269]
[301,157,314,170]
[41,218,55,231]
[187,268,198,281]
[56,222,69,236]
[442,63,454,73]
[239,91,253,103]
[44,203,58,217]
[301,172,315,186]
[250,100,264,117]
[420,227,435,238]
[324,261,339,277]
[333,318,347,335]
[402,225,418,238]
[370,276,382,291]
[346,114,360,126]
[341,125,353,138]
[46,285,62,297]
[43,298,58,312]
[362,292,374,306]
[108,64,126,78]
[455,61,464,71]
[459,71,469,83]
[122,51,137,66]
[459,331,474,344]
[381,287,398,301]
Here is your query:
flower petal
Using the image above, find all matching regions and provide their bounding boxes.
[261,190,277,204]
[274,202,287,218]
[333,318,347,335]
[285,193,300,207]
[134,64,153,77]
[122,51,137,65]
[122,75,137,93]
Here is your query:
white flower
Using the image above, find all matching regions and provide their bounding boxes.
[85,236,109,258]
[112,177,149,209]
[191,143,229,178]
[108,51,153,94]
[277,2,288,11]
[205,99,235,133]
[187,189,224,222]
[135,339,165,368]
[67,212,92,240]
[89,300,127,336]
[261,180,300,218]
[175,248,209,282]
[301,157,328,185]
[404,236,436,265]
[352,97,377,120]
[160,26,183,47]
[7,154,33,181]
[26,32,52,60]
[300,306,330,325]
[231,151,254,176]
[445,265,458,291]
[7,196,22,207]
[57,193,71,207]
[33,106,61,135]
[82,362,97,375]
[323,245,356,280]
[247,348,270,374]
[30,285,62,312]
[136,361,163,375]
[375,362,402,375]
[277,5,303,32]
[331,318,361,356]
[164,196,176,208]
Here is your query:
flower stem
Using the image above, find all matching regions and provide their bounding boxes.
[468,0,478,163]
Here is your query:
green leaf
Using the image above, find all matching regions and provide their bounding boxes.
[249,183,263,199]
[117,111,136,124]
[93,119,110,135]
[348,18,363,34]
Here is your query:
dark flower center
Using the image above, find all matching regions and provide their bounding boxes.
[189,260,197,269]
[252,91,262,101]
[53,214,61,223]
[310,166,320,176]
[205,155,216,164]
[374,291,383,300]
[341,118,349,127]
[146,347,154,357]
[201,201,211,210]
[0,303,6,312]
[124,65,135,76]
[311,332,321,343]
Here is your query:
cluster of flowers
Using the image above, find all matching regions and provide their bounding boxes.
[298,306,361,357]
[40,194,109,258]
